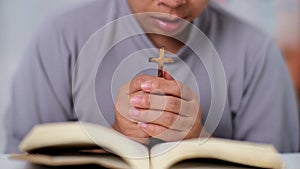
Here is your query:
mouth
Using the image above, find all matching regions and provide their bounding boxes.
[151,15,188,33]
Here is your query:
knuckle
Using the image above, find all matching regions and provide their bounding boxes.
[139,75,150,83]
[173,82,182,95]
[151,79,160,90]
[149,125,163,136]
[163,113,175,127]
[147,125,155,135]
[131,78,142,90]
[155,79,160,88]
[142,94,150,107]
[129,75,154,92]
[130,75,147,89]
[168,98,181,111]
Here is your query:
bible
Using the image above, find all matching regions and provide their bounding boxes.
[10,122,284,169]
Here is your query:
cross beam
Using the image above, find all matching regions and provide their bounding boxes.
[149,48,174,77]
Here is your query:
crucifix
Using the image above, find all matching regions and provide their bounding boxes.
[149,48,174,78]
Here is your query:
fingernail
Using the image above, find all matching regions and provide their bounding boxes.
[130,95,142,105]
[138,122,148,129]
[141,81,152,91]
[129,108,139,117]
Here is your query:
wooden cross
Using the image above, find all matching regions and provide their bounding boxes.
[149,48,174,77]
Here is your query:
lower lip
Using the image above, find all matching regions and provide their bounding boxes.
[153,17,185,33]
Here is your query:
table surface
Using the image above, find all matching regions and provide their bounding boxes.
[1,154,300,169]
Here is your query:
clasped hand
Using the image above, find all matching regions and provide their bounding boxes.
[112,73,203,144]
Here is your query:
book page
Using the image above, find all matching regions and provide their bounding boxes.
[11,153,131,169]
[150,138,284,169]
[17,122,150,169]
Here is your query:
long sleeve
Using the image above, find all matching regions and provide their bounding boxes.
[3,0,126,153]
[234,39,299,152]
[5,20,76,153]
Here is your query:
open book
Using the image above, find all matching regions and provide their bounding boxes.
[10,122,284,169]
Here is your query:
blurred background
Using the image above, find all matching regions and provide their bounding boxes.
[0,0,299,153]
[0,0,84,153]
[216,0,300,101]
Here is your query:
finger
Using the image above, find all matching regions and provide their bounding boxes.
[127,71,175,94]
[140,79,197,101]
[130,93,199,116]
[122,124,150,145]
[128,75,157,94]
[139,123,187,142]
[114,111,149,138]
[131,94,181,113]
[129,108,194,131]
[114,83,131,118]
